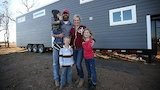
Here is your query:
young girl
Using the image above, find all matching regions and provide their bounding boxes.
[59,36,74,89]
[82,28,97,90]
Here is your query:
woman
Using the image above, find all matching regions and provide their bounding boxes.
[70,15,85,87]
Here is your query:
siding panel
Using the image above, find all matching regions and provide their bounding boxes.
[16,0,160,49]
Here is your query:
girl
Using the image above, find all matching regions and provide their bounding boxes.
[82,28,97,90]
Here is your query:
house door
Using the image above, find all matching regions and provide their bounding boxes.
[151,15,160,55]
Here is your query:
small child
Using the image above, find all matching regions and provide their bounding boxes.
[51,10,63,50]
[59,36,74,89]
[82,28,97,90]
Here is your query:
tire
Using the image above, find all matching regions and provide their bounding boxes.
[38,44,45,53]
[32,44,38,53]
[27,44,32,52]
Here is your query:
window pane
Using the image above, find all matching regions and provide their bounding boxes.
[113,12,121,22]
[123,10,132,20]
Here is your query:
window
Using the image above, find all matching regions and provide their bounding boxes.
[33,9,45,19]
[109,5,137,26]
[17,16,25,23]
[80,0,94,4]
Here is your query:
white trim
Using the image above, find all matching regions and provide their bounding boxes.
[146,15,152,49]
[121,50,126,52]
[33,9,45,19]
[137,50,143,53]
[108,50,112,52]
[17,16,25,23]
[109,5,137,26]
[89,17,93,20]
[80,0,94,4]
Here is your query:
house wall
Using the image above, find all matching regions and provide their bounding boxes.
[16,0,160,49]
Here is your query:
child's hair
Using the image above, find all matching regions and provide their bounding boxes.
[63,36,71,41]
[83,28,92,36]
[52,10,60,21]
[83,28,96,41]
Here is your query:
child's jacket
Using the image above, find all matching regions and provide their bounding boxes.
[59,45,74,66]
[82,38,94,59]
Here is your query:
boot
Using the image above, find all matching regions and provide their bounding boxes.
[88,78,92,89]
[89,82,96,90]
[77,78,84,87]
[75,78,80,85]
[90,83,96,90]
[55,80,60,87]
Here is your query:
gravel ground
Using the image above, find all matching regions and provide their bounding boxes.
[0,47,160,90]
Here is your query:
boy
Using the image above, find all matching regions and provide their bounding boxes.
[59,36,74,89]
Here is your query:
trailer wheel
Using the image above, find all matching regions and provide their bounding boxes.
[27,44,32,52]
[32,44,38,53]
[38,44,45,53]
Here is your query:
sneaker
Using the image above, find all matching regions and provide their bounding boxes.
[55,80,60,87]
[77,78,84,87]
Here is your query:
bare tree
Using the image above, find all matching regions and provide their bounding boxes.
[21,0,38,12]
[0,0,15,47]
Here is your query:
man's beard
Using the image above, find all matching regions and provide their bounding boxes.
[63,16,69,21]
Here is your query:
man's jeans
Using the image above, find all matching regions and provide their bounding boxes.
[53,48,60,81]
[85,58,97,85]
[60,66,72,86]
[73,48,84,79]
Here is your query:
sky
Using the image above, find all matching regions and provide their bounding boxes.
[0,0,59,42]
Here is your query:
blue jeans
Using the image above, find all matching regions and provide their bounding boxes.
[60,66,72,86]
[53,48,60,81]
[73,48,84,78]
[85,58,97,85]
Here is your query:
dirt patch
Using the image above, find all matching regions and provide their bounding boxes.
[0,43,26,55]
[0,47,160,90]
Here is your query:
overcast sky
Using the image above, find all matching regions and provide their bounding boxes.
[0,0,59,42]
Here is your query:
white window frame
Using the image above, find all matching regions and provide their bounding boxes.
[80,0,94,4]
[33,9,45,19]
[109,5,137,26]
[17,16,25,23]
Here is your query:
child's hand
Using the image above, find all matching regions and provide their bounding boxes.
[58,33,64,38]
[82,42,85,45]
[71,64,74,67]
[57,14,62,20]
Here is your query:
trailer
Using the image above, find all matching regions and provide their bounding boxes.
[16,0,160,61]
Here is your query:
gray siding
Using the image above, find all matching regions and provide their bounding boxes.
[16,0,160,49]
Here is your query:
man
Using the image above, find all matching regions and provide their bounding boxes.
[61,9,73,37]
[52,9,72,87]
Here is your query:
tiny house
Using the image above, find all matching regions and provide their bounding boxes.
[16,0,160,59]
